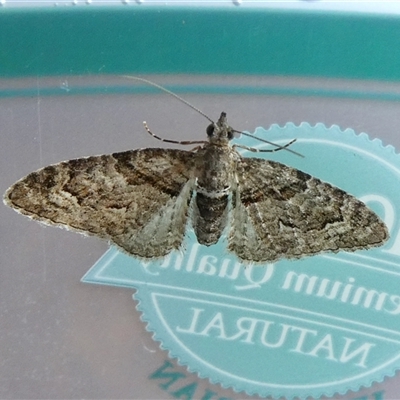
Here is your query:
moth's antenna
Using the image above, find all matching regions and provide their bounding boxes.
[238,130,304,158]
[121,75,214,123]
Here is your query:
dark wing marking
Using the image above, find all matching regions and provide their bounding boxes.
[5,148,196,258]
[229,158,389,263]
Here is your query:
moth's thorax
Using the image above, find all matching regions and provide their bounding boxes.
[208,135,231,145]
[195,142,237,194]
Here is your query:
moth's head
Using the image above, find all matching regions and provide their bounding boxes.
[206,112,235,144]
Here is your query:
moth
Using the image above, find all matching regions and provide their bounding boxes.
[4,78,389,263]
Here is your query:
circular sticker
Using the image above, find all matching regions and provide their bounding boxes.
[82,123,400,399]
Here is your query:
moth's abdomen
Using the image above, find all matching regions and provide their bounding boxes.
[193,192,229,246]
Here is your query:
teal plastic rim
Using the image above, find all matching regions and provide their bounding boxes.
[1,7,400,80]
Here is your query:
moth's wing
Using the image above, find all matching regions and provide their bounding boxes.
[229,158,389,263]
[5,148,196,258]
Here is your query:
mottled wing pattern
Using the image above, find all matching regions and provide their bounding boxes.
[229,157,389,263]
[5,149,196,258]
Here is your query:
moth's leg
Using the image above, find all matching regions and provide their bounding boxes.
[188,145,203,152]
[233,139,296,153]
[143,122,207,146]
